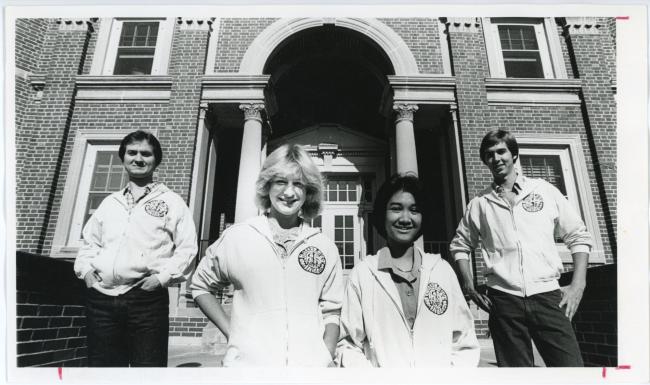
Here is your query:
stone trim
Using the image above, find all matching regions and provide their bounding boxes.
[485,77,582,106]
[442,17,481,33]
[561,17,603,35]
[56,18,94,31]
[177,17,215,31]
[238,18,419,75]
[74,75,173,103]
[388,75,456,104]
[201,74,270,102]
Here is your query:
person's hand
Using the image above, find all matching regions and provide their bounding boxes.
[559,283,585,320]
[83,271,102,288]
[464,285,492,313]
[135,275,163,291]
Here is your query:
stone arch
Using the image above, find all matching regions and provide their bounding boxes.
[238,18,420,75]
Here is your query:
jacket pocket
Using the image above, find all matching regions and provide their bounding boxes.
[523,247,561,282]
[483,247,522,287]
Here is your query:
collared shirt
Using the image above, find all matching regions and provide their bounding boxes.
[123,182,160,210]
[377,247,422,329]
[492,174,523,207]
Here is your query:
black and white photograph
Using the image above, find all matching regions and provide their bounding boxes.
[4,2,648,384]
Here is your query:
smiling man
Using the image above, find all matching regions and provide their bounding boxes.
[74,130,197,367]
[450,130,592,367]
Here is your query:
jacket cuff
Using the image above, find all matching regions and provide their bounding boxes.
[191,289,211,300]
[76,266,95,280]
[569,245,591,254]
[155,272,172,288]
[323,314,340,326]
[453,252,470,261]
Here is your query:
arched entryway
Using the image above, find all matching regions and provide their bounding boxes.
[195,19,464,273]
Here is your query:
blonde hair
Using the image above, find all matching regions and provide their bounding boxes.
[255,144,324,219]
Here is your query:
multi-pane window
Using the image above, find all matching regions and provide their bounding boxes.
[113,21,159,75]
[484,18,562,79]
[84,151,128,225]
[498,25,544,78]
[325,178,358,202]
[334,215,354,269]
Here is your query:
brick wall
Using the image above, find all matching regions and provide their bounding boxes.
[445,20,493,282]
[485,104,615,264]
[16,20,93,254]
[169,317,209,338]
[560,264,617,366]
[379,18,444,74]
[157,21,211,201]
[81,18,100,75]
[563,19,617,260]
[16,252,87,367]
[16,18,49,72]
[213,18,277,72]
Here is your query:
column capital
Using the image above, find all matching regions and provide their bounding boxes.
[442,17,481,33]
[177,17,215,31]
[239,103,265,122]
[393,103,419,123]
[560,17,603,35]
[56,18,96,31]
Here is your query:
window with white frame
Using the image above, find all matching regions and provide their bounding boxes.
[515,135,605,262]
[52,130,152,257]
[483,18,567,79]
[90,18,174,76]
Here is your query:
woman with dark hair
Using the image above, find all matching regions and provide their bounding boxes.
[190,144,343,367]
[337,173,480,367]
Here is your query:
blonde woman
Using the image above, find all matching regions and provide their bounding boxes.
[191,144,343,367]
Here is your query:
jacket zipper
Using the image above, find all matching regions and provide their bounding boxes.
[508,203,526,297]
[255,228,315,366]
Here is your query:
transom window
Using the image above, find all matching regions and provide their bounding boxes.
[113,22,159,75]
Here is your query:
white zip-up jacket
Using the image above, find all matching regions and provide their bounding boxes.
[450,175,593,297]
[338,249,480,367]
[74,183,198,296]
[190,215,343,367]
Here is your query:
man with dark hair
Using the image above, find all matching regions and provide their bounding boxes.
[74,130,197,367]
[450,129,592,367]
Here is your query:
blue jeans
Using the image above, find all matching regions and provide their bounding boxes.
[85,286,169,367]
[488,288,583,367]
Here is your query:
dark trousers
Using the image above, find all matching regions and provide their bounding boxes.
[488,288,583,367]
[85,287,169,367]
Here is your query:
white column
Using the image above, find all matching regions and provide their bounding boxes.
[393,103,419,175]
[234,103,265,223]
[449,105,467,212]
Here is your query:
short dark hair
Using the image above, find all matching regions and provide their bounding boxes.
[479,129,519,164]
[118,130,163,166]
[372,173,427,239]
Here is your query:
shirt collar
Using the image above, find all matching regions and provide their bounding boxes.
[123,181,160,196]
[377,246,422,275]
[492,172,524,195]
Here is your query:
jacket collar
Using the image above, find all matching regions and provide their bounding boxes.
[112,182,168,209]
[481,174,542,207]
[245,215,321,248]
[366,248,442,321]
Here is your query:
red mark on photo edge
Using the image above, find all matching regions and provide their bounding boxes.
[616,16,630,20]
[602,367,606,378]
[617,365,631,370]
[58,367,62,380]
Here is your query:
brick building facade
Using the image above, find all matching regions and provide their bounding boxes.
[14,16,617,367]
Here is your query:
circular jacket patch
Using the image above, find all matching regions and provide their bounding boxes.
[144,200,169,218]
[423,282,448,315]
[522,193,544,212]
[298,246,326,275]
